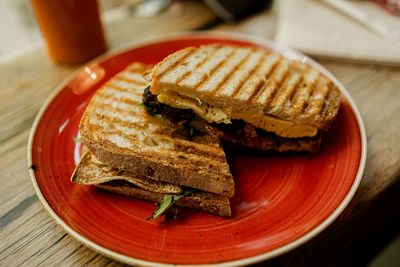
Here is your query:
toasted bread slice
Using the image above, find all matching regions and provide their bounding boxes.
[150,44,341,138]
[72,152,183,194]
[79,63,234,197]
[72,152,231,217]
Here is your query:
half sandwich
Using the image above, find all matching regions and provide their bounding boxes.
[72,63,234,217]
[145,44,342,152]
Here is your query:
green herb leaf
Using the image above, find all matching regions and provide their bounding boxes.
[151,189,193,220]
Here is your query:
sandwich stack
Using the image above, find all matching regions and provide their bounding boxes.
[72,44,342,219]
[72,63,234,218]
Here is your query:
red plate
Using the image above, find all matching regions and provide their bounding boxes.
[28,32,366,266]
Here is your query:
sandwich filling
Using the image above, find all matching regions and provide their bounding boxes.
[143,87,321,152]
[156,90,318,138]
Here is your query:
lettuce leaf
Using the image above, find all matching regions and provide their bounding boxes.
[151,189,193,220]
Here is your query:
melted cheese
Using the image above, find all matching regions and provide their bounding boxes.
[156,91,318,138]
[242,113,318,138]
[157,92,231,124]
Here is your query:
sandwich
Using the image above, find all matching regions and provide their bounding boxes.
[144,44,342,152]
[72,43,341,219]
[72,62,234,218]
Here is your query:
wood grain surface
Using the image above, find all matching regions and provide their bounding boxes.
[1,1,400,266]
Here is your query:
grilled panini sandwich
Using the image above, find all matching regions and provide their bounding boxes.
[72,62,234,217]
[146,44,342,152]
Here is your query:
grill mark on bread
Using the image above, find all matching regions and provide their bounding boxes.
[142,138,226,165]
[288,75,303,112]
[232,52,268,99]
[255,59,290,106]
[93,108,142,125]
[319,88,333,119]
[90,123,171,150]
[172,139,226,161]
[218,48,264,98]
[271,73,303,115]
[300,81,318,115]
[91,110,145,130]
[199,47,252,93]
[89,112,145,135]
[109,78,148,91]
[161,48,214,86]
[87,118,131,143]
[174,45,220,85]
[115,76,148,87]
[96,91,142,107]
[103,89,143,101]
[265,61,291,107]
[93,132,228,171]
[292,71,319,115]
[242,54,281,102]
[233,57,266,101]
[175,67,194,86]
[90,128,134,149]
[93,96,141,112]
[197,47,234,90]
[89,102,142,123]
[179,46,236,91]
[105,83,145,97]
[248,80,267,104]
[117,72,149,84]
[95,84,143,101]
[105,83,129,93]
[214,49,255,96]
[316,80,331,114]
[304,77,330,117]
[177,47,217,88]
[252,58,283,104]
[319,85,341,128]
[156,48,195,80]
[90,107,228,166]
[164,150,228,171]
[124,62,148,72]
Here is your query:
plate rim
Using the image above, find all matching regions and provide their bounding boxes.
[27,31,367,267]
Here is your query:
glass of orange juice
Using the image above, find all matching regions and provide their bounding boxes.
[31,0,107,64]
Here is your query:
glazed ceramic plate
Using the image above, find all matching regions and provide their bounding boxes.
[28,32,366,266]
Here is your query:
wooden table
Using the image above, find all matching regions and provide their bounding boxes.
[1,1,399,266]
